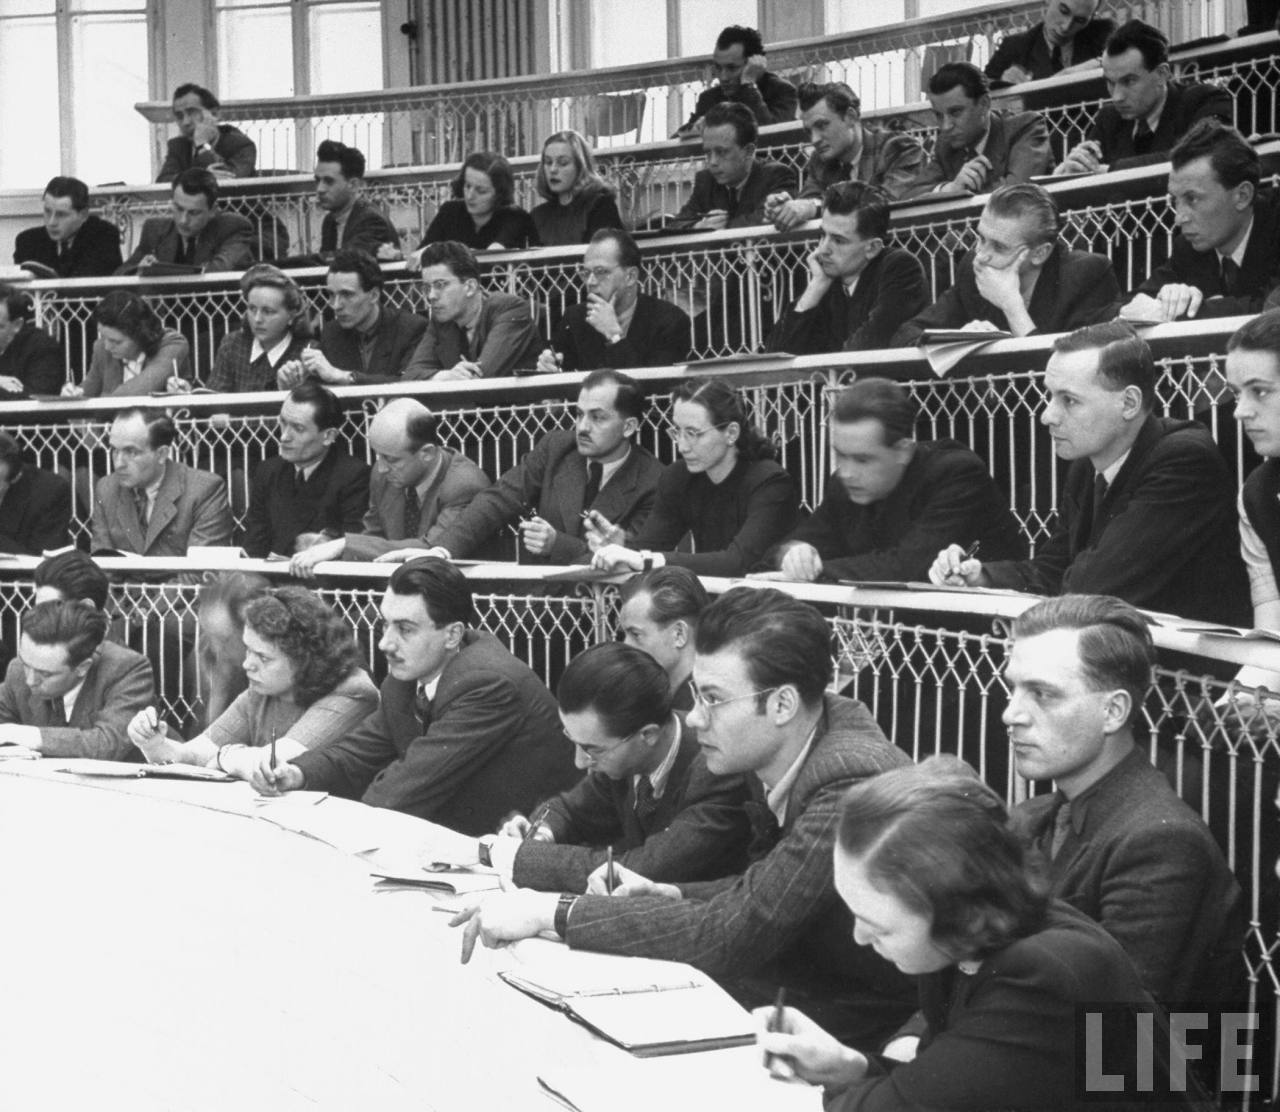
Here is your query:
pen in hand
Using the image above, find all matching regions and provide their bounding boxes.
[764,987,795,1079]
[961,540,980,562]
[270,725,277,773]
[606,845,617,894]
[524,800,551,842]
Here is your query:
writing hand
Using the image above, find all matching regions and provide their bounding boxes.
[779,543,824,582]
[928,543,985,586]
[518,515,557,555]
[535,348,563,374]
[753,1004,869,1087]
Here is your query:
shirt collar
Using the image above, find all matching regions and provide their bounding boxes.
[842,272,862,298]
[62,678,86,722]
[973,119,992,158]
[635,713,683,801]
[414,448,448,500]
[250,334,294,366]
[1218,214,1254,268]
[763,719,821,825]
[417,673,443,702]
[143,462,167,502]
[597,445,631,490]
[1058,745,1145,832]
[296,450,328,482]
[1142,86,1169,134]
[1098,447,1131,487]
[122,353,147,381]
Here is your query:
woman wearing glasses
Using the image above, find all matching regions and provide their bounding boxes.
[127,586,377,783]
[591,378,799,577]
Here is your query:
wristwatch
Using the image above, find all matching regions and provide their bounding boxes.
[477,834,496,867]
[554,893,577,938]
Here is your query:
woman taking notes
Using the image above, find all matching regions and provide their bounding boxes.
[128,587,377,782]
[418,151,536,252]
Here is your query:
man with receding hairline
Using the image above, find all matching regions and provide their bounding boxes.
[158,83,256,182]
[675,24,797,138]
[985,0,1114,86]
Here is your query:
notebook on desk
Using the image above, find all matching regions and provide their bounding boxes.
[56,759,234,782]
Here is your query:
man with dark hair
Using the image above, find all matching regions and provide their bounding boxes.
[905,62,1052,198]
[985,0,1114,86]
[931,322,1250,625]
[535,230,691,373]
[478,641,752,893]
[242,381,370,558]
[289,397,490,572]
[32,550,110,610]
[1057,19,1233,174]
[617,565,709,711]
[894,183,1119,343]
[116,168,255,275]
[158,83,256,182]
[279,249,426,387]
[13,176,122,278]
[670,102,794,230]
[675,24,798,137]
[1125,120,1280,321]
[0,432,72,555]
[403,241,539,379]
[454,586,915,1048]
[767,82,925,227]
[767,183,928,353]
[424,371,664,564]
[314,140,399,258]
[91,409,233,557]
[765,378,1025,582]
[0,599,153,758]
[0,285,62,397]
[258,557,577,833]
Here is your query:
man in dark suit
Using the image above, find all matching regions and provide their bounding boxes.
[669,103,794,230]
[116,168,255,275]
[765,378,1025,582]
[13,176,122,278]
[0,600,154,759]
[480,642,751,893]
[242,381,369,558]
[894,182,1119,344]
[157,83,256,182]
[454,587,916,1048]
[426,370,664,564]
[259,558,578,835]
[985,0,1114,86]
[1004,595,1245,1009]
[1057,19,1233,175]
[288,397,490,573]
[279,249,426,387]
[0,286,61,398]
[904,62,1052,198]
[0,432,72,555]
[931,321,1251,626]
[767,183,927,354]
[403,241,539,379]
[675,24,797,136]
[1126,121,1280,321]
[535,230,690,373]
[314,140,399,259]
[90,409,233,558]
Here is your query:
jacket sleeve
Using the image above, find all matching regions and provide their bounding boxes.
[875,134,928,203]
[477,299,538,376]
[291,698,401,800]
[423,463,492,548]
[900,151,948,200]
[156,141,183,184]
[336,462,371,536]
[219,130,258,178]
[890,281,968,347]
[109,333,191,396]
[984,32,1019,80]
[188,477,235,548]
[608,304,690,367]
[206,217,256,274]
[38,653,156,760]
[729,163,797,227]
[241,466,271,557]
[116,221,158,275]
[672,175,713,227]
[1056,256,1121,332]
[281,681,379,752]
[847,252,930,351]
[432,444,548,558]
[346,209,400,256]
[89,477,113,553]
[25,334,65,395]
[585,194,625,239]
[401,326,443,380]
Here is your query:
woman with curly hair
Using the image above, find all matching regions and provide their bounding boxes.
[128,586,377,781]
[63,290,191,397]
[530,130,624,246]
[199,264,314,393]
[417,151,536,252]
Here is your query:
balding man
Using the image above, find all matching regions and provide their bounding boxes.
[289,398,491,576]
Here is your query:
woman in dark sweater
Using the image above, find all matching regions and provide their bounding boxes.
[530,129,624,246]
[591,377,799,576]
[417,151,536,253]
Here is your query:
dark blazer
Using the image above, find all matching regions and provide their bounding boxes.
[1135,191,1280,316]
[982,414,1252,625]
[798,125,926,204]
[893,245,1120,347]
[511,717,754,893]
[402,291,540,379]
[117,212,256,274]
[671,159,796,229]
[80,328,191,397]
[91,460,233,557]
[14,214,122,278]
[1010,746,1245,1008]
[766,247,929,354]
[0,322,63,396]
[345,448,491,560]
[0,467,73,555]
[318,305,428,384]
[420,200,537,251]
[562,694,915,1047]
[291,629,578,835]
[433,429,665,563]
[984,18,1115,83]
[683,71,798,129]
[157,124,257,182]
[0,640,155,759]
[903,109,1052,198]
[319,200,399,256]
[1090,80,1233,166]
[242,450,370,557]
[553,293,691,371]
[774,441,1026,581]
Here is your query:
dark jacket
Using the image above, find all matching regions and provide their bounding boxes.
[984,18,1115,84]
[1090,80,1234,166]
[402,290,540,379]
[798,125,926,203]
[767,247,929,354]
[0,322,63,396]
[319,200,399,257]
[157,123,257,182]
[904,109,1053,198]
[1243,457,1280,593]
[420,200,537,251]
[0,466,73,555]
[773,440,1026,581]
[982,414,1252,625]
[553,293,690,371]
[14,214,123,278]
[682,71,798,130]
[117,212,256,274]
[671,159,796,229]
[318,305,428,384]
[242,450,371,557]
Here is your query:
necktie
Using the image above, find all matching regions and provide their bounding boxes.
[46,698,67,727]
[413,686,432,729]
[180,237,195,264]
[582,462,603,510]
[293,468,306,493]
[1050,43,1063,71]
[634,777,659,829]
[742,799,781,861]
[403,485,421,540]
[1090,473,1107,535]
[1049,799,1074,858]
[1221,256,1239,297]
[1133,120,1155,155]
[135,489,150,531]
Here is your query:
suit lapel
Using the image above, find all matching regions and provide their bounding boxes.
[145,465,181,550]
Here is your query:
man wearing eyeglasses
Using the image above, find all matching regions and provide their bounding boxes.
[893,182,1119,346]
[535,229,691,374]
[452,587,917,1051]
